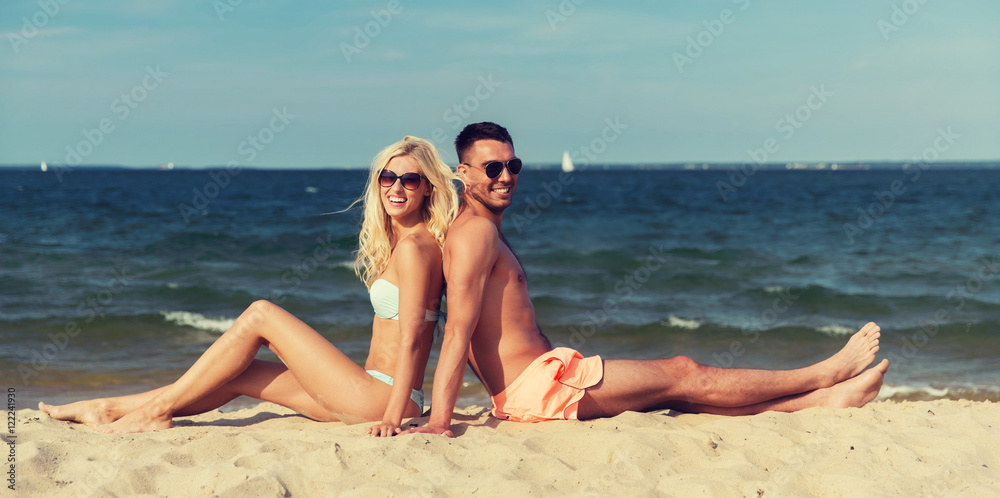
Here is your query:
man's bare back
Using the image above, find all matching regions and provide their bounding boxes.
[404,122,888,437]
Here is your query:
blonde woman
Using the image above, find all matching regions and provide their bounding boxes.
[40,136,458,437]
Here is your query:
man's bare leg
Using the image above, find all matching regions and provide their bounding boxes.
[577,323,881,419]
[92,300,397,433]
[667,359,889,416]
[40,359,339,426]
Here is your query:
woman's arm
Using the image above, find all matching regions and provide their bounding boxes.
[366,236,439,437]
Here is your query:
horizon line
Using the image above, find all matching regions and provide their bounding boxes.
[2,159,999,171]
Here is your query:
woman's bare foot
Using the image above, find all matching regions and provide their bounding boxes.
[38,400,121,427]
[822,359,889,408]
[94,404,173,434]
[817,322,881,387]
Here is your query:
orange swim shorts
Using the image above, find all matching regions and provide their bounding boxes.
[490,347,604,423]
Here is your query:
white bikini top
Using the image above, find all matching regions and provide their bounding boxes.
[370,279,440,322]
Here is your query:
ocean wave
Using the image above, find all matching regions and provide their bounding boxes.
[877,384,950,400]
[326,260,355,270]
[662,315,701,330]
[160,311,235,333]
[816,324,855,336]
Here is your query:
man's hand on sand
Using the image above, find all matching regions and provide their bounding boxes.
[399,425,454,437]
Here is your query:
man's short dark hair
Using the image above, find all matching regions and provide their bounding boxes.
[454,122,513,164]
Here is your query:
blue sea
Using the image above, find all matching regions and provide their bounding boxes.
[2,164,999,410]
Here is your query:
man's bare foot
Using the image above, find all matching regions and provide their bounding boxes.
[39,400,120,427]
[94,405,172,434]
[822,359,889,408]
[817,322,881,387]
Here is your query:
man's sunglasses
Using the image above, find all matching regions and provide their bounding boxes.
[378,170,426,191]
[462,158,523,179]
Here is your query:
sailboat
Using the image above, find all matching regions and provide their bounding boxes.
[40,161,47,172]
[561,150,574,172]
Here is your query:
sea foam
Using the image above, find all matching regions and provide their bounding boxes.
[161,311,236,333]
[664,315,701,330]
[877,384,950,400]
[817,324,855,336]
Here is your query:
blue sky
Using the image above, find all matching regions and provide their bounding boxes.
[2,0,997,168]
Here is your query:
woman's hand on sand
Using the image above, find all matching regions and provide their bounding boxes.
[366,421,402,437]
[398,425,454,437]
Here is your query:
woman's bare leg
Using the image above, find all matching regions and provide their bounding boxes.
[93,300,407,433]
[41,359,347,426]
[40,388,167,426]
[172,359,341,422]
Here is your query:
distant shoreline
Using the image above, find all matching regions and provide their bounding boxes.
[2,161,999,171]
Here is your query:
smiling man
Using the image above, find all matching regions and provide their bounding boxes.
[405,122,889,437]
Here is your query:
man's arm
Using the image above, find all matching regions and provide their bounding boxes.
[402,218,498,436]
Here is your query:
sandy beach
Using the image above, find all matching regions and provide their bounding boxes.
[9,400,1000,496]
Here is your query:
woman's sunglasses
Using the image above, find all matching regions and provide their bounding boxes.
[462,158,523,179]
[379,170,426,191]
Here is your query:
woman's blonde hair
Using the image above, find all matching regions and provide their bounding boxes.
[353,136,458,288]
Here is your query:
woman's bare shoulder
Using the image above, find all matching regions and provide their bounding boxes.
[394,230,441,261]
